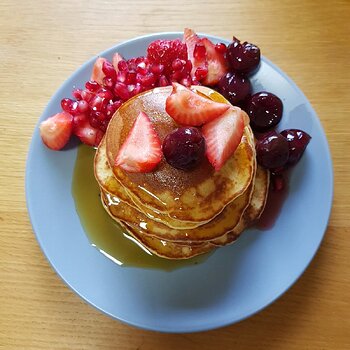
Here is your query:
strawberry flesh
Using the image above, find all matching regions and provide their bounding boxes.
[202,107,248,171]
[183,28,207,77]
[115,111,162,173]
[201,37,229,86]
[39,112,73,150]
[165,83,230,126]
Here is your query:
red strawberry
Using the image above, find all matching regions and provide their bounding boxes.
[147,39,187,74]
[165,83,230,126]
[202,107,248,171]
[91,57,107,85]
[112,52,124,73]
[115,111,162,173]
[201,37,228,86]
[74,118,103,147]
[183,28,207,76]
[39,112,73,150]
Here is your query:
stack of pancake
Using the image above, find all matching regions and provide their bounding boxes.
[94,86,269,259]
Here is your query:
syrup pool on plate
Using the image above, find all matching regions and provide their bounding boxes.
[71,144,209,270]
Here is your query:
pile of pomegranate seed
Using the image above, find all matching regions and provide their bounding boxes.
[58,40,200,146]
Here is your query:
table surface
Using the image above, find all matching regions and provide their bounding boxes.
[1,0,350,348]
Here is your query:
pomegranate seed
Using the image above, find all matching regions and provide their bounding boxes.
[140,73,156,87]
[183,60,193,74]
[215,43,227,54]
[90,95,108,112]
[61,98,74,112]
[191,79,201,86]
[77,100,89,113]
[89,115,101,129]
[73,113,87,129]
[117,60,128,71]
[114,82,130,100]
[193,44,206,60]
[136,56,149,65]
[72,88,83,100]
[103,77,115,89]
[171,58,184,72]
[97,87,114,101]
[180,77,191,87]
[116,71,127,83]
[85,80,100,92]
[106,100,122,116]
[150,63,164,75]
[170,71,182,82]
[137,62,148,75]
[159,75,169,87]
[102,60,117,79]
[195,67,208,80]
[127,59,137,71]
[133,83,143,95]
[96,111,107,121]
[99,119,109,132]
[81,89,94,102]
[70,101,80,115]
[126,71,137,85]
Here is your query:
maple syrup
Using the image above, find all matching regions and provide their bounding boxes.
[71,144,208,270]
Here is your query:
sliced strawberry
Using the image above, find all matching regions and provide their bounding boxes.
[183,28,207,76]
[112,52,124,73]
[90,57,107,85]
[165,83,229,126]
[201,37,229,86]
[39,112,73,150]
[115,111,162,173]
[202,107,248,171]
[74,118,103,147]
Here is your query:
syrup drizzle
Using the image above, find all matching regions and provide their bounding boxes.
[71,144,208,270]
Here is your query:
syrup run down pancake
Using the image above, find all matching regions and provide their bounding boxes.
[95,136,255,241]
[100,196,214,260]
[99,165,269,259]
[105,86,255,223]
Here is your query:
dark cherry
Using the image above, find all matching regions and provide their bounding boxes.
[218,72,251,106]
[256,131,289,169]
[247,92,283,132]
[226,37,261,74]
[162,127,205,171]
[281,129,311,166]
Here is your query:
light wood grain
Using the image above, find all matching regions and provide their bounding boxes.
[1,0,350,349]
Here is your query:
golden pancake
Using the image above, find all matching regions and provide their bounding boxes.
[211,165,270,246]
[105,85,255,222]
[100,173,253,242]
[95,137,206,229]
[100,195,215,259]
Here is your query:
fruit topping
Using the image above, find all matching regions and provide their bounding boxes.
[281,129,311,166]
[200,37,228,86]
[247,92,283,132]
[90,57,107,85]
[183,28,207,78]
[39,112,73,150]
[163,127,205,170]
[147,39,188,75]
[218,72,251,106]
[74,118,104,147]
[165,83,230,126]
[256,131,289,169]
[226,37,261,74]
[202,107,248,171]
[115,111,162,173]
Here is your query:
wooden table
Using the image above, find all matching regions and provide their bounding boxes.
[1,0,349,348]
